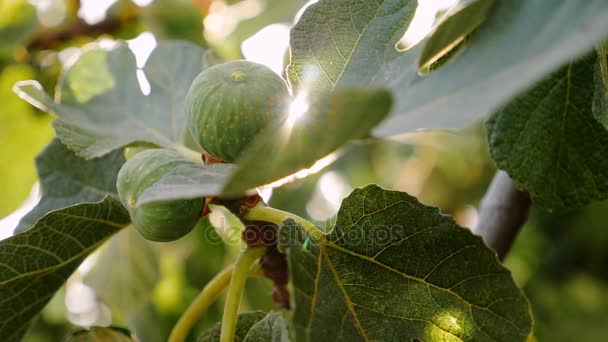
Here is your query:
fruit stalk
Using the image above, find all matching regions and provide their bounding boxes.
[244,203,325,242]
[173,144,204,165]
[220,246,266,342]
[168,265,234,342]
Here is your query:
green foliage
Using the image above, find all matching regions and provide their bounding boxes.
[281,185,531,341]
[4,0,608,340]
[0,0,37,57]
[486,55,608,211]
[0,64,54,217]
[186,60,289,162]
[504,200,608,341]
[143,0,205,44]
[117,149,203,242]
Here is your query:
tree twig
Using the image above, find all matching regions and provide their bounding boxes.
[473,171,531,260]
[27,12,138,50]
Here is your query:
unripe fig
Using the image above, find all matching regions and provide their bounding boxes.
[116,149,202,242]
[185,60,290,162]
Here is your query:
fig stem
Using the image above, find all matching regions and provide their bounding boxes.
[244,204,325,242]
[220,246,267,342]
[169,265,234,342]
[169,262,264,342]
[173,145,203,165]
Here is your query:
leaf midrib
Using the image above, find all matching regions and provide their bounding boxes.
[293,0,385,92]
[330,1,383,91]
[554,63,573,204]
[321,248,370,341]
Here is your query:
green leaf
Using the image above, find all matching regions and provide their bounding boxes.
[594,45,608,128]
[15,139,125,233]
[14,41,206,158]
[486,55,608,211]
[243,311,290,342]
[136,163,235,206]
[288,0,608,136]
[222,88,392,196]
[281,185,532,341]
[84,228,160,318]
[287,0,417,96]
[63,326,134,342]
[0,197,130,342]
[418,0,495,70]
[197,311,267,342]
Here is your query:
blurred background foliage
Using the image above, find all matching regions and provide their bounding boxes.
[1,0,607,341]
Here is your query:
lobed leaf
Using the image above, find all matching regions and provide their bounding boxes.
[281,185,532,341]
[486,55,608,211]
[14,41,207,158]
[0,198,130,341]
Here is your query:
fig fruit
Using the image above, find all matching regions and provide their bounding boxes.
[185,60,289,162]
[117,149,202,241]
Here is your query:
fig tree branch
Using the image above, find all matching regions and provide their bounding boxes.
[473,170,531,261]
[27,11,138,50]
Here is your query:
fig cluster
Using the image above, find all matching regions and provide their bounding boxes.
[117,61,289,241]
